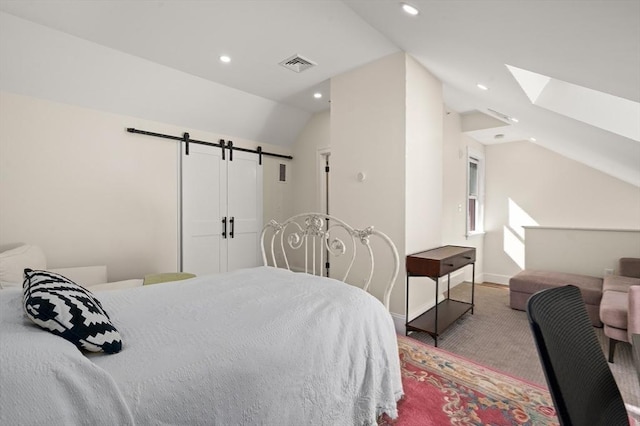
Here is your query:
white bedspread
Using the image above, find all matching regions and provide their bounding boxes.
[0,266,402,425]
[0,288,134,425]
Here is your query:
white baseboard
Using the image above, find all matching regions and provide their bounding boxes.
[482,273,510,285]
[390,312,405,335]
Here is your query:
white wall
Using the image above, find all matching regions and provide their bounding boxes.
[405,55,443,254]
[330,52,407,314]
[0,92,292,281]
[484,140,640,283]
[442,110,485,283]
[291,110,330,214]
[329,52,446,319]
[404,55,446,319]
[525,227,640,277]
[0,11,309,148]
[263,156,295,227]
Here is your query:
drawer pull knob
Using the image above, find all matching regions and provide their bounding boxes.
[445,263,454,267]
[463,256,472,260]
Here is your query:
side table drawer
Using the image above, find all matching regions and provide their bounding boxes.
[439,252,475,276]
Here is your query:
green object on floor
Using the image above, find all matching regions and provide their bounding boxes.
[143,272,196,285]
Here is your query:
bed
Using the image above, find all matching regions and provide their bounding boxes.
[0,213,403,425]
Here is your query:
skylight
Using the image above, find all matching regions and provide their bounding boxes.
[506,65,640,142]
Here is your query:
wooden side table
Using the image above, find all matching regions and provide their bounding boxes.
[406,245,476,346]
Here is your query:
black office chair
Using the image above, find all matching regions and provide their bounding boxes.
[527,285,629,426]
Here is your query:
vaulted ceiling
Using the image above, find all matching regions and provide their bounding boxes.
[1,0,638,185]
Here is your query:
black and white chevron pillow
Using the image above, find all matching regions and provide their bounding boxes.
[23,269,122,353]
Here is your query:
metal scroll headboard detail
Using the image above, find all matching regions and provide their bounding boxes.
[260,213,399,310]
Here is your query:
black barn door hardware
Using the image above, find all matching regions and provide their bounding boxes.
[126,127,293,161]
[221,217,235,239]
[183,132,190,155]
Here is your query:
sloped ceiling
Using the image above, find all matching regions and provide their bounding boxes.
[0,0,638,186]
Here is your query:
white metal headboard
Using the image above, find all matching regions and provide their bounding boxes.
[260,213,399,310]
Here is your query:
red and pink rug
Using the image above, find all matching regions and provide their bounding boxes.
[380,335,559,425]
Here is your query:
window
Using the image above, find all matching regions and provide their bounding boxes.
[467,150,484,236]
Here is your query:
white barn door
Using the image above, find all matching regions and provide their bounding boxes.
[182,144,262,275]
[227,151,263,271]
[182,144,227,275]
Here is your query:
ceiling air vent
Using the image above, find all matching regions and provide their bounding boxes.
[279,54,317,73]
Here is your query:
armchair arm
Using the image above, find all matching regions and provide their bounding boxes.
[629,285,640,342]
[49,265,107,286]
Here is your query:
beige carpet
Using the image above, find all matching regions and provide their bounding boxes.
[408,282,639,412]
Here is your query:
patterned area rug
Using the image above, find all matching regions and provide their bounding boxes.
[380,335,559,426]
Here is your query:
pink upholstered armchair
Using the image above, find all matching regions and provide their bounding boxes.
[629,285,640,342]
[600,258,640,363]
[630,285,640,381]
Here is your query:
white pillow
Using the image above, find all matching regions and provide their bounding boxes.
[0,244,47,288]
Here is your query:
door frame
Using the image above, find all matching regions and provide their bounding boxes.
[317,147,331,216]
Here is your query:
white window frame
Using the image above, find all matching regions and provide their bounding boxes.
[466,148,485,237]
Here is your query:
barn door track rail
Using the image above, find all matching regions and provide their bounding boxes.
[126,127,293,164]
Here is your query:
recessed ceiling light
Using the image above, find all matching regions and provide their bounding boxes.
[510,117,519,123]
[401,3,419,16]
[219,55,231,63]
[529,137,537,142]
[313,92,322,99]
[477,83,489,91]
